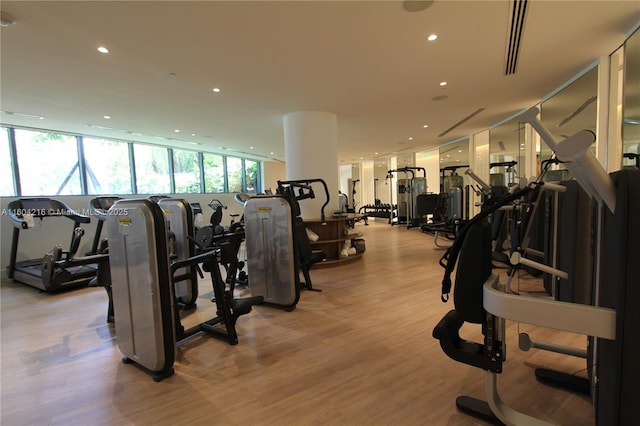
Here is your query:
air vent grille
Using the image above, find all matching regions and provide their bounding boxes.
[505,0,528,75]
[438,108,485,137]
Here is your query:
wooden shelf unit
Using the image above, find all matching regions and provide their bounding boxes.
[304,214,365,267]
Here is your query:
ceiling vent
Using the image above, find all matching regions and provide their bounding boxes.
[558,96,597,127]
[505,0,529,75]
[438,108,485,137]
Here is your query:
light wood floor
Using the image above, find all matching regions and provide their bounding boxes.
[1,220,594,426]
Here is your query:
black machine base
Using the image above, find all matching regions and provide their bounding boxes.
[456,396,504,426]
[535,368,590,396]
[122,356,175,382]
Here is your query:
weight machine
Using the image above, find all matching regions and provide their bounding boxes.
[489,160,518,188]
[386,166,427,228]
[433,106,634,425]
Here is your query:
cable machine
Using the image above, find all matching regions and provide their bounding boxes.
[440,165,470,221]
[386,166,427,227]
[489,160,518,188]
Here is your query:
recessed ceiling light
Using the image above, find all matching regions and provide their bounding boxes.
[97,46,109,54]
[427,34,438,41]
[1,11,17,27]
[103,115,111,119]
[403,0,435,12]
[458,149,462,153]
[423,124,429,128]
[250,146,254,150]
[191,133,196,136]
[408,137,413,141]
[374,152,378,155]
[270,152,275,155]
[174,129,180,133]
[439,81,447,86]
[212,88,221,93]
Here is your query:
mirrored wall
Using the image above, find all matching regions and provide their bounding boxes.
[439,139,469,193]
[623,28,640,169]
[373,158,390,204]
[489,117,524,188]
[539,65,598,179]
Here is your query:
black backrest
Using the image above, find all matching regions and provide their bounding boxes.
[453,220,493,324]
[433,193,449,221]
[293,217,313,262]
[416,193,439,218]
[210,206,223,227]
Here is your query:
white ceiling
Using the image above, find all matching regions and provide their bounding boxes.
[1,1,638,164]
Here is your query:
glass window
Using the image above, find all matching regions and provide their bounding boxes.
[133,144,170,194]
[173,149,201,193]
[226,156,243,193]
[14,129,81,196]
[0,128,15,196]
[244,159,259,192]
[203,153,225,193]
[84,137,132,194]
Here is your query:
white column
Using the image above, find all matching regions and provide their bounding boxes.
[361,161,374,207]
[283,111,339,219]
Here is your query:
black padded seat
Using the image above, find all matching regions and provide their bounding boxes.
[231,296,264,316]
